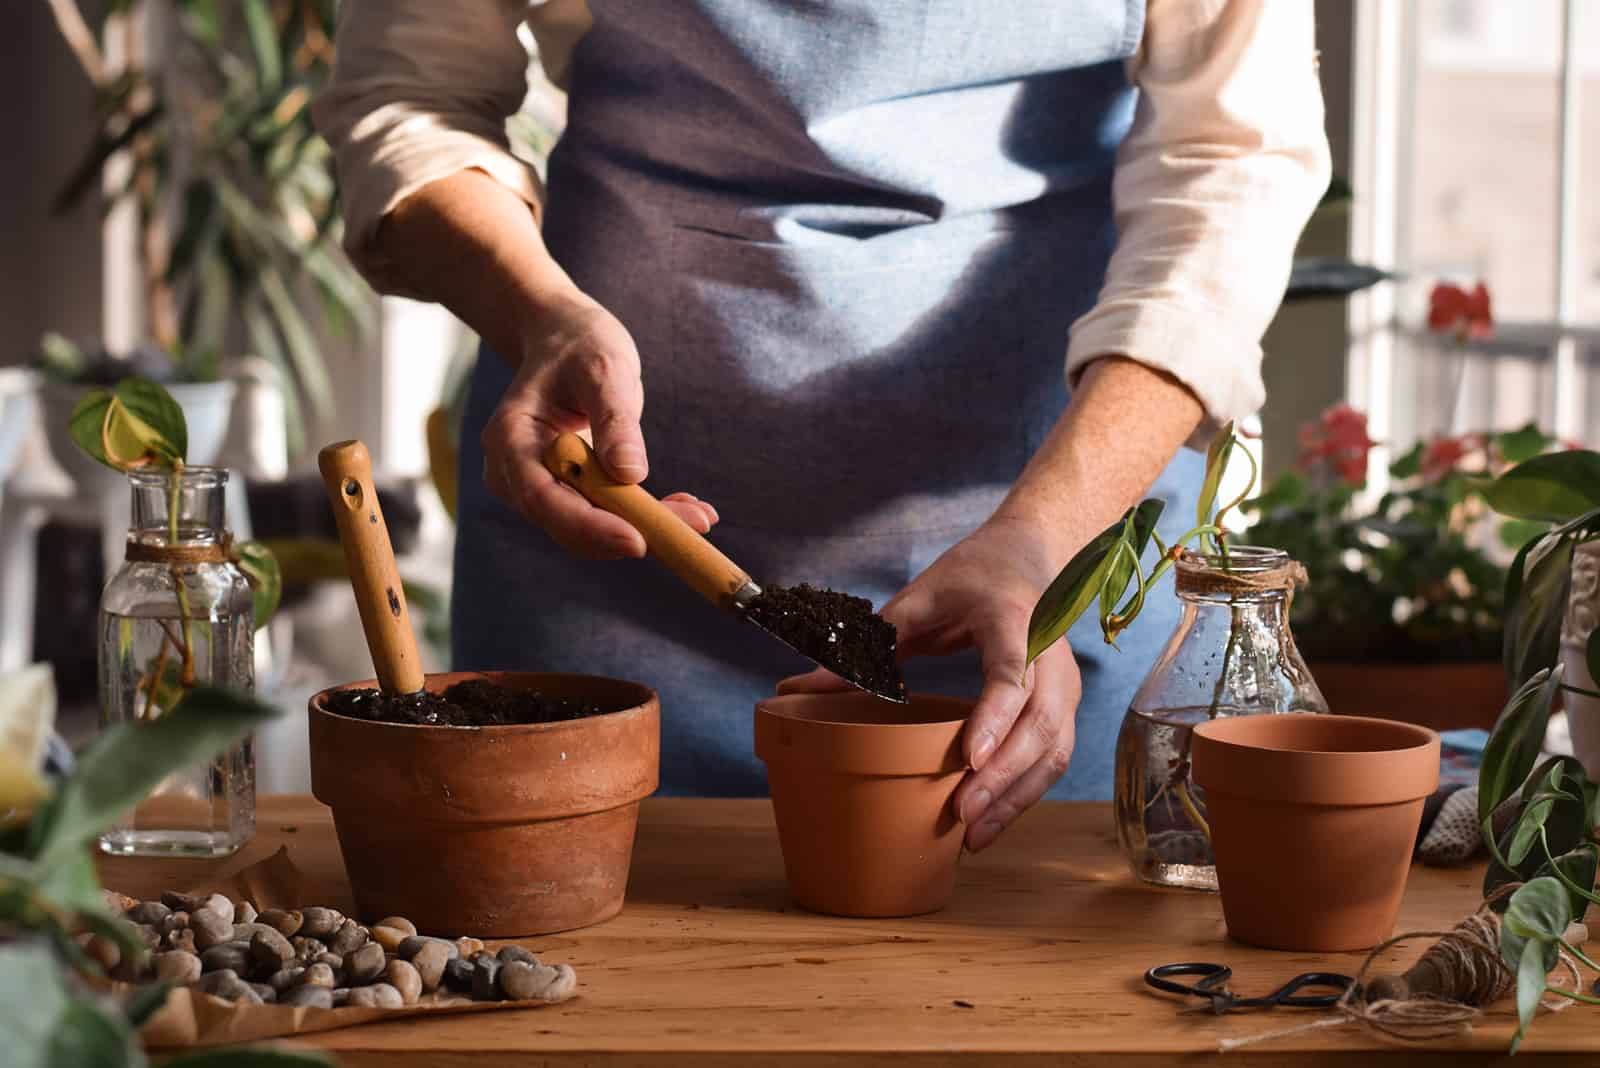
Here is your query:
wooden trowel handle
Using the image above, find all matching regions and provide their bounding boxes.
[543,433,753,610]
[318,439,425,695]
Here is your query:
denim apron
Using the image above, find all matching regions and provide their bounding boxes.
[454,0,1204,798]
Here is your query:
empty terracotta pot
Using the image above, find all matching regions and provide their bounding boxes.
[755,692,970,918]
[310,671,658,937]
[1191,714,1439,952]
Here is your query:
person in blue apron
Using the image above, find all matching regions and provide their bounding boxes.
[314,1,1330,850]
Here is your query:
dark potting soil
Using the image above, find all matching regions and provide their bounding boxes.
[323,678,603,727]
[744,582,905,700]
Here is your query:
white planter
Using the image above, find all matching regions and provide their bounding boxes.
[0,368,38,485]
[1563,542,1600,778]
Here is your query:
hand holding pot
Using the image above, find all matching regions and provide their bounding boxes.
[480,293,718,557]
[779,516,1081,852]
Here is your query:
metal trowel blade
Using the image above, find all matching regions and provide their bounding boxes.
[733,581,908,704]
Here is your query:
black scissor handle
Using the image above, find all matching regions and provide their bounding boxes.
[1144,962,1232,999]
[1265,971,1358,1008]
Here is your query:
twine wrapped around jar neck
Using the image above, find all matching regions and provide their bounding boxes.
[124,532,235,566]
[1175,551,1308,601]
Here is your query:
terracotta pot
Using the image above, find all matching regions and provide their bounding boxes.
[755,692,970,918]
[309,671,658,936]
[1309,660,1504,731]
[1191,714,1439,952]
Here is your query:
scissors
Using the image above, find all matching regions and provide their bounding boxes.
[1144,962,1358,1016]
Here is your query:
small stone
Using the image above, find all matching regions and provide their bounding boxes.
[412,941,451,993]
[158,911,189,935]
[345,942,386,985]
[313,952,343,972]
[347,983,403,1009]
[299,907,343,939]
[292,936,324,962]
[328,919,368,957]
[103,890,140,914]
[376,916,417,937]
[127,901,171,926]
[163,929,197,955]
[455,937,484,959]
[498,960,561,1000]
[283,985,333,1009]
[471,956,502,1001]
[236,901,258,925]
[84,935,121,973]
[497,944,538,966]
[268,966,307,993]
[385,959,422,1005]
[303,962,337,989]
[233,922,281,946]
[202,893,235,926]
[153,950,202,984]
[196,969,252,1001]
[251,927,295,967]
[441,957,474,993]
[248,981,278,1003]
[331,987,351,1008]
[200,942,252,976]
[134,924,163,951]
[369,925,408,953]
[110,953,146,983]
[189,907,233,950]
[260,909,303,938]
[161,891,204,913]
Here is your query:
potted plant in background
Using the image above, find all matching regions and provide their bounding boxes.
[40,0,371,472]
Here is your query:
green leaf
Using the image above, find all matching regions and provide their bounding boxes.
[1242,470,1307,516]
[1195,423,1237,532]
[1026,510,1134,666]
[1498,425,1555,465]
[1536,843,1600,923]
[45,996,140,1068]
[1480,666,1565,824]
[36,333,87,379]
[122,982,171,1028]
[32,847,145,965]
[53,105,164,215]
[1509,798,1557,866]
[1486,452,1600,523]
[1511,936,1547,1055]
[1503,534,1574,690]
[1500,518,1551,552]
[0,943,74,1068]
[111,379,187,465]
[161,1051,333,1068]
[233,541,282,630]
[1099,501,1164,623]
[1502,877,1571,1052]
[1388,442,1424,480]
[67,380,188,472]
[26,686,279,866]
[241,0,283,88]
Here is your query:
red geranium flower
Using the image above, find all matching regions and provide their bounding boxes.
[1297,403,1377,486]
[1427,282,1493,343]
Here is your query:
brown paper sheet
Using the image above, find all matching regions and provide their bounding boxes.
[108,846,573,1049]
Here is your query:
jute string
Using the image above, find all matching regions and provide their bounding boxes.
[1174,557,1308,600]
[1217,897,1586,1052]
[124,533,234,566]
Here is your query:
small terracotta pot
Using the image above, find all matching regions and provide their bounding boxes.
[1191,714,1439,952]
[1310,660,1505,731]
[309,671,658,937]
[755,692,970,918]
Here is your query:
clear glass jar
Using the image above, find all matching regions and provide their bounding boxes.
[98,467,256,856]
[1113,546,1326,890]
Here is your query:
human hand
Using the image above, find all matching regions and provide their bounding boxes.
[480,294,717,558]
[777,516,1081,851]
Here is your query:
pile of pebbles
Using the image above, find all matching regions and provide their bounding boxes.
[88,891,578,1009]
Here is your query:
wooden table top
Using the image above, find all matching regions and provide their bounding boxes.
[100,796,1600,1066]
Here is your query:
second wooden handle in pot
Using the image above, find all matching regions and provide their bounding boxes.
[543,433,753,610]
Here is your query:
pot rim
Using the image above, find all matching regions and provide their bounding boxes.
[1192,713,1440,807]
[308,670,657,733]
[755,692,971,777]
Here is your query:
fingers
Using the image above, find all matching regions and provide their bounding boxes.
[662,492,719,533]
[955,643,1080,851]
[569,348,648,484]
[958,611,1033,772]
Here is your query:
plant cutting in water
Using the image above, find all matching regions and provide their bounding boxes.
[1468,446,1600,1052]
[69,378,281,718]
[1025,422,1256,841]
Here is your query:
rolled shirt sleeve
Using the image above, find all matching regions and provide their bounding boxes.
[1066,0,1333,442]
[310,0,546,297]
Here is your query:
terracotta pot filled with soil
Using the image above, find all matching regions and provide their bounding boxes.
[310,671,659,937]
[755,691,971,918]
[1191,714,1439,952]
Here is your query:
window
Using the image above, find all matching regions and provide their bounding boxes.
[1349,0,1597,489]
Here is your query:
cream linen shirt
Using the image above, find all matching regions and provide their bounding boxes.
[313,0,1331,433]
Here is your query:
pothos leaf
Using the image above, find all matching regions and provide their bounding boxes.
[1026,511,1130,667]
[1502,876,1571,1053]
[66,379,188,472]
[1535,843,1600,923]
[1508,797,1557,867]
[1480,666,1564,825]
[1097,501,1165,642]
[1195,422,1237,533]
[233,541,282,630]
[1485,451,1600,524]
[1503,533,1574,691]
[1511,936,1547,1055]
[112,379,187,464]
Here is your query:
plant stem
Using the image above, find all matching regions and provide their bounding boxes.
[1543,985,1600,1005]
[1561,683,1600,701]
[1174,779,1211,841]
[1558,938,1600,975]
[168,463,196,688]
[1538,829,1600,907]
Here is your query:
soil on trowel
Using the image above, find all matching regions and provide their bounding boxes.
[324,678,603,727]
[745,582,905,700]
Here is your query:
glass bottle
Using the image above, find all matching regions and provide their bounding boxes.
[1113,546,1326,890]
[98,467,256,856]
